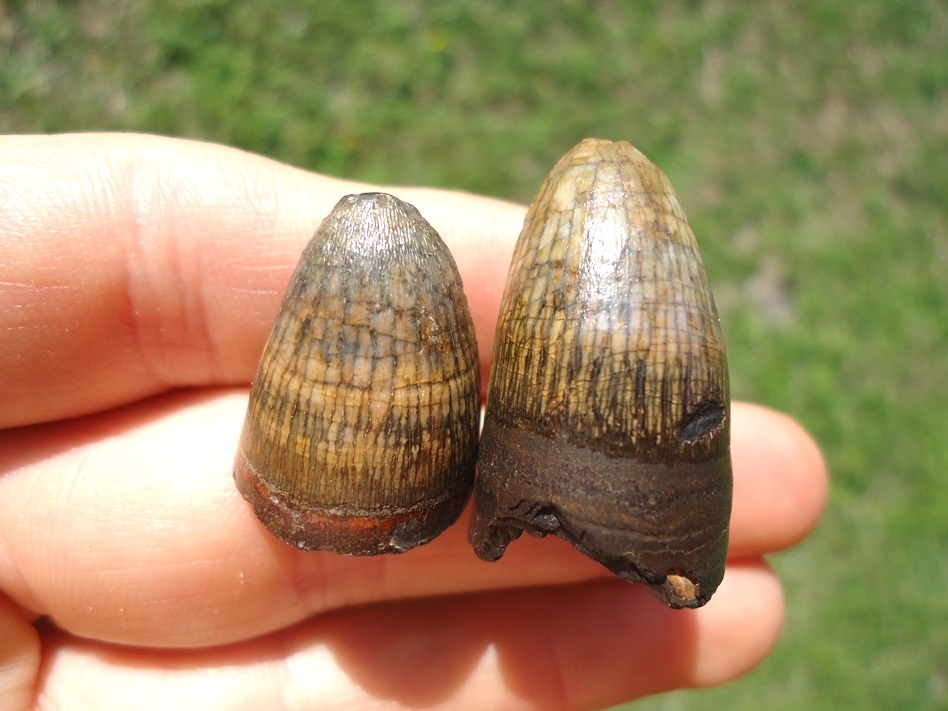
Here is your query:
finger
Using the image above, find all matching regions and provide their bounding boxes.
[729,402,827,557]
[0,392,819,648]
[0,133,524,427]
[0,389,603,648]
[0,591,40,711]
[34,562,781,711]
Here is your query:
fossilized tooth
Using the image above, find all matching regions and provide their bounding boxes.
[469,138,731,608]
[235,192,480,555]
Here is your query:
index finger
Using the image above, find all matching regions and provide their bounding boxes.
[0,133,525,428]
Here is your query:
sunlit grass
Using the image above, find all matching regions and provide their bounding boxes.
[3,1,946,708]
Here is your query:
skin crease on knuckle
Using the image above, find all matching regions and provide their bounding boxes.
[0,134,827,711]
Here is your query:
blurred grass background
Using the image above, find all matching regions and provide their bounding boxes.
[2,0,946,708]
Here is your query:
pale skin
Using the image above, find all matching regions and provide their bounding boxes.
[0,134,827,711]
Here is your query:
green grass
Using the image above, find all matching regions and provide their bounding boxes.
[3,1,946,708]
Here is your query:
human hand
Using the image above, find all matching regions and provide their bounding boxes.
[0,134,827,710]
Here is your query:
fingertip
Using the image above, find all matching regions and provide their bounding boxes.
[560,561,784,704]
[730,402,828,555]
[689,560,785,687]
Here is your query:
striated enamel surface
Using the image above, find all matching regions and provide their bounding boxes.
[236,193,479,555]
[469,139,731,607]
